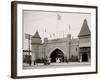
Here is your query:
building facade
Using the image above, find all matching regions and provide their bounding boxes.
[29,19,91,65]
[78,19,91,62]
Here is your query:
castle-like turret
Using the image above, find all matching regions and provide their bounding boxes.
[78,19,91,62]
[31,30,42,44]
[78,19,90,37]
[67,34,71,59]
[31,30,42,65]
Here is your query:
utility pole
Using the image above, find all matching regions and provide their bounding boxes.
[25,33,32,56]
[69,40,71,60]
[68,25,71,60]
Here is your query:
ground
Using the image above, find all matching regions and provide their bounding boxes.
[23,62,91,69]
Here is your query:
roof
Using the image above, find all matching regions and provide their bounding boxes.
[78,19,91,37]
[32,30,41,38]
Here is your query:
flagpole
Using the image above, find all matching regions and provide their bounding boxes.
[57,13,61,39]
[45,28,47,38]
[69,25,71,34]
[68,25,71,60]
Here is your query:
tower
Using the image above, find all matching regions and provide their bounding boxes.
[67,34,71,60]
[78,19,91,62]
[31,30,42,64]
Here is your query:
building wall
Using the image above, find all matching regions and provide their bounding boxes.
[32,37,80,60]
[45,40,69,59]
[79,36,91,47]
[70,39,79,58]
[31,45,39,60]
[38,45,44,58]
[79,36,91,62]
[31,33,80,63]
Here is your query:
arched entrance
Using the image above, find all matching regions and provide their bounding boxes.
[82,53,88,62]
[50,49,64,63]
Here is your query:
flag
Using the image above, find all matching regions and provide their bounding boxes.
[63,32,64,38]
[50,34,52,38]
[69,25,71,32]
[53,33,55,36]
[57,14,61,20]
[45,28,46,33]
[59,33,60,38]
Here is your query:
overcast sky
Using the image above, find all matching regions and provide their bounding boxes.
[23,10,91,40]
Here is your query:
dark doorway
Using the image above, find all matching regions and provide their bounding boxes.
[82,53,88,62]
[50,49,64,63]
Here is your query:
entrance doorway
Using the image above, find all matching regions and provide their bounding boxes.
[50,49,64,63]
[82,53,88,62]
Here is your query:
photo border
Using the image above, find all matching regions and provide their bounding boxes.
[11,1,98,78]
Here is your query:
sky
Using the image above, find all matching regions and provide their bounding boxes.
[23,10,91,41]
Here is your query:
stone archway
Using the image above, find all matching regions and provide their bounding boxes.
[82,53,88,62]
[50,49,64,63]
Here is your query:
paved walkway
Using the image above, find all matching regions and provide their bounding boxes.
[23,62,91,69]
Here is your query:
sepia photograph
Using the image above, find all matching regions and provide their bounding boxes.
[11,1,97,78]
[23,10,91,69]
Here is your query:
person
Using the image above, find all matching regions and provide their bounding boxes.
[58,58,60,63]
[56,58,58,63]
[59,58,61,63]
[29,60,31,66]
[56,58,60,63]
[34,60,36,65]
[48,57,51,65]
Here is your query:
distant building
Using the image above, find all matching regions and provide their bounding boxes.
[27,19,91,65]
